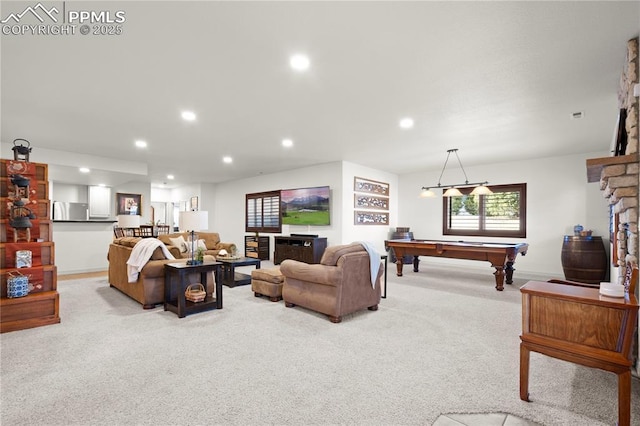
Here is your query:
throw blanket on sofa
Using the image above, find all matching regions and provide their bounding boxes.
[356,241,381,289]
[126,238,175,283]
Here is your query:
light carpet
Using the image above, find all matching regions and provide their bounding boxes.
[1,263,639,425]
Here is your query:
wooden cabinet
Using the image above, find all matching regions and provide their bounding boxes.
[520,281,639,426]
[274,236,327,265]
[1,159,60,333]
[245,235,269,260]
[88,185,111,218]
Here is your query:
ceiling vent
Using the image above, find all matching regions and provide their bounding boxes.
[571,111,584,119]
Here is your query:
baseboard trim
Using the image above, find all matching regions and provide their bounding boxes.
[58,270,108,281]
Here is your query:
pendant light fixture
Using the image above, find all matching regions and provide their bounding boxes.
[420,149,493,198]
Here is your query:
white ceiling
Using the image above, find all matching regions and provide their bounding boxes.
[2,1,639,188]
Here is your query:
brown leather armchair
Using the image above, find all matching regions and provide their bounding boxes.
[280,242,383,323]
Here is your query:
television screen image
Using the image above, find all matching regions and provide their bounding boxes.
[281,186,330,226]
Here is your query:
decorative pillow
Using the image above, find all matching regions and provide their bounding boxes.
[114,237,142,248]
[200,233,220,248]
[150,246,166,260]
[169,236,188,253]
[197,239,207,251]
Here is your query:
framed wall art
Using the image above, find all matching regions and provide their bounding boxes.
[354,210,389,226]
[354,176,389,196]
[116,193,141,215]
[190,196,199,211]
[354,194,389,211]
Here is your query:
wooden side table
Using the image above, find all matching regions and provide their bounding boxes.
[217,257,261,287]
[164,261,223,318]
[520,281,639,426]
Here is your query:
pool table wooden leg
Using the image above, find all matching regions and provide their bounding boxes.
[395,260,404,276]
[493,266,505,291]
[505,261,515,284]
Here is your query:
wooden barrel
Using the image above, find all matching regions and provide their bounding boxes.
[561,236,608,284]
[388,227,413,264]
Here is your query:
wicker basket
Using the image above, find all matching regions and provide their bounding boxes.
[185,283,206,303]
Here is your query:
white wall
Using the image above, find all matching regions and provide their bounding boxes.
[212,162,343,260]
[52,222,114,274]
[341,162,399,254]
[48,152,610,276]
[52,181,151,274]
[209,161,399,260]
[150,187,172,202]
[172,184,201,210]
[150,188,175,225]
[398,151,611,279]
[200,182,217,227]
[115,182,152,224]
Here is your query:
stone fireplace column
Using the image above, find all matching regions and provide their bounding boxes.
[588,37,639,376]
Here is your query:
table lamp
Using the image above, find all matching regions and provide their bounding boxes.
[179,210,209,265]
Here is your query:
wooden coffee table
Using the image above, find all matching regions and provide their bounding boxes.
[217,256,261,287]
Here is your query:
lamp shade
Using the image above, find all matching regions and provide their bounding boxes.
[179,211,208,232]
[420,188,436,198]
[443,187,463,197]
[420,149,491,199]
[117,214,140,228]
[470,185,494,196]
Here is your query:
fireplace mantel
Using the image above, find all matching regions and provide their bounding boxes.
[586,153,638,183]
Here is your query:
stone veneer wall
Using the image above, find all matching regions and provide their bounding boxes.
[601,37,639,286]
[602,159,639,282]
[619,38,639,154]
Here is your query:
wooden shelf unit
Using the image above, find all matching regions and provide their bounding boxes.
[245,235,270,260]
[0,177,48,199]
[1,159,59,333]
[274,235,327,265]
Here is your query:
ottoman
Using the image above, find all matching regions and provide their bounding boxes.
[251,267,284,302]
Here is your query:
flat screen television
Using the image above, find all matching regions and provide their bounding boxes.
[281,186,330,226]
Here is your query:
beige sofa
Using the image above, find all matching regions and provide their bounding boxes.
[157,232,236,259]
[280,243,383,323]
[107,237,216,309]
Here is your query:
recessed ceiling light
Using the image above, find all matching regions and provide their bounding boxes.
[98,183,106,187]
[290,54,310,71]
[399,118,414,129]
[181,110,196,121]
[282,138,294,147]
[135,140,147,148]
[167,174,175,180]
[223,156,233,164]
[79,167,90,173]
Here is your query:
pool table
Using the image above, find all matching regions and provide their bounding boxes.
[384,239,529,291]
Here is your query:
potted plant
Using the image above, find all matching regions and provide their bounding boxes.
[195,247,205,264]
